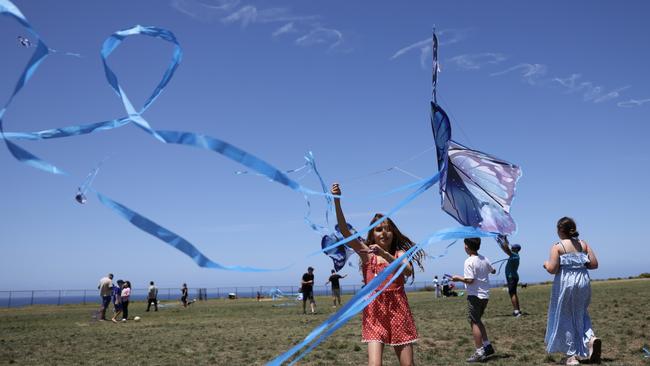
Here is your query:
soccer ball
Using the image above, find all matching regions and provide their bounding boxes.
[134,316,141,321]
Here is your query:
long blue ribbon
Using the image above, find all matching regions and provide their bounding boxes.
[0,1,294,272]
[94,191,287,272]
[0,0,64,175]
[268,226,495,365]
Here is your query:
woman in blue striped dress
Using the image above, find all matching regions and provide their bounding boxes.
[543,217,601,365]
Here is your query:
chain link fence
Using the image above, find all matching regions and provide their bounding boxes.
[0,279,506,308]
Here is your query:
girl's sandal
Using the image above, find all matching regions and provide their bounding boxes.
[565,356,580,366]
[588,337,602,364]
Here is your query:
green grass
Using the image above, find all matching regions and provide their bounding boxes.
[1,279,648,365]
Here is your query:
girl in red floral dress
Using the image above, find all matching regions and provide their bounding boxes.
[331,183,425,366]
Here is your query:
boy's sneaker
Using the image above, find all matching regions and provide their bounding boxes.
[466,350,486,363]
[483,344,495,358]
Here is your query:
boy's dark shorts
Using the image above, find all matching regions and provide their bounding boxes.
[507,276,519,296]
[467,295,489,324]
[302,290,314,303]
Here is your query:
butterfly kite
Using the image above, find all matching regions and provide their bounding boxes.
[429,31,522,235]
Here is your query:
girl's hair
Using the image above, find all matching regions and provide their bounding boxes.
[125,281,131,288]
[557,216,579,238]
[365,213,426,278]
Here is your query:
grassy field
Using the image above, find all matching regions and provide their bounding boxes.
[0,279,648,365]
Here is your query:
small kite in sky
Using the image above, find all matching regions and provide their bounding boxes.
[17,35,31,47]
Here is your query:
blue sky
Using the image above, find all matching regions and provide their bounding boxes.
[1,0,649,291]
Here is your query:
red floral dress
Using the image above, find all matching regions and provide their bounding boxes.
[361,253,418,345]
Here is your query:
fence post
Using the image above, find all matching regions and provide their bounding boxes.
[57,290,61,305]
[7,291,11,308]
[31,290,35,306]
[82,290,86,305]
[235,287,238,298]
[168,288,171,301]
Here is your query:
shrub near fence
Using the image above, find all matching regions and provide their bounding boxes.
[0,280,506,308]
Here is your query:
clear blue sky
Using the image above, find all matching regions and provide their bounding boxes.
[2,0,649,290]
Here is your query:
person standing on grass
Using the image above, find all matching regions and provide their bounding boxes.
[325,269,347,307]
[181,283,189,307]
[451,237,497,363]
[120,281,131,321]
[441,275,451,297]
[433,275,441,298]
[497,235,523,317]
[111,279,124,323]
[544,217,601,365]
[332,183,424,366]
[146,281,158,312]
[301,267,316,314]
[97,273,113,321]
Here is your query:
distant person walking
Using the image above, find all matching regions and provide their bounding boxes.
[181,283,189,307]
[497,235,522,317]
[451,237,497,363]
[301,267,316,314]
[97,273,113,321]
[325,269,347,307]
[544,217,601,365]
[146,281,158,312]
[121,281,131,321]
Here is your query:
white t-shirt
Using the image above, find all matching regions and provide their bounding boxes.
[463,254,495,299]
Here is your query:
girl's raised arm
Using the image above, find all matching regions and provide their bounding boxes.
[331,183,370,264]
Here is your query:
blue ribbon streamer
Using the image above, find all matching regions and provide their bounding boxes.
[94,190,289,272]
[268,226,496,365]
[315,171,441,257]
[0,0,64,175]
[0,1,296,272]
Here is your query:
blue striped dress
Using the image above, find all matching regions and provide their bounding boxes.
[544,251,595,357]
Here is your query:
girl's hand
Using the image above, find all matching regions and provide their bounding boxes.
[331,183,341,197]
[451,275,463,282]
[368,244,389,258]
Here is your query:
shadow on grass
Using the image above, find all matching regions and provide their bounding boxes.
[492,311,535,318]
[487,353,513,361]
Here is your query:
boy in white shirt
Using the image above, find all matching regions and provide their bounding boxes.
[451,237,496,362]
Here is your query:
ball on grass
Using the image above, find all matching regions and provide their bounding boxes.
[134,316,141,321]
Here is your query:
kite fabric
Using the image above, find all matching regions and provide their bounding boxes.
[429,31,522,235]
[320,223,356,271]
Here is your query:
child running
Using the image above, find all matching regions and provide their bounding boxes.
[451,237,496,363]
[331,183,425,366]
